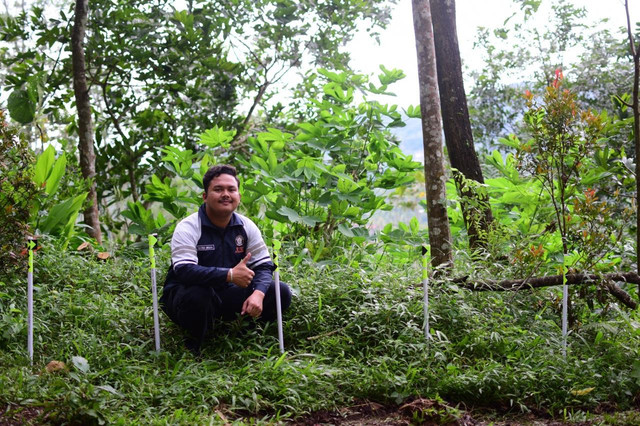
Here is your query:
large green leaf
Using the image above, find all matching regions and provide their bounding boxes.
[39,192,88,234]
[405,104,421,119]
[318,69,348,84]
[45,153,66,196]
[199,126,235,148]
[337,177,359,193]
[277,206,322,226]
[257,128,292,150]
[34,145,55,187]
[378,65,406,85]
[7,89,36,124]
[337,223,370,238]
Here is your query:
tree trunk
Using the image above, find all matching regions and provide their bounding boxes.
[430,0,493,249]
[411,0,453,269]
[72,0,102,243]
[624,0,640,294]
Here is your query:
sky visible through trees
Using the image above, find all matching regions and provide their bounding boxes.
[349,0,637,160]
[351,0,635,108]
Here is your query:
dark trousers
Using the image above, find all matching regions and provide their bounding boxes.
[161,281,292,344]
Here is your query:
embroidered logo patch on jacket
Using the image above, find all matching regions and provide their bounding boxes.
[235,235,245,254]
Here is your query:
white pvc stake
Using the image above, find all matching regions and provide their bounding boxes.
[273,238,284,354]
[422,246,430,340]
[149,234,161,353]
[562,254,567,357]
[27,239,35,364]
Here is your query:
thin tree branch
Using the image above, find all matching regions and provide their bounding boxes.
[453,272,639,309]
[100,68,128,143]
[613,94,634,108]
[454,272,640,290]
[604,279,638,309]
[242,80,269,128]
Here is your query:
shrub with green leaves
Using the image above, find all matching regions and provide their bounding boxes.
[488,74,632,276]
[0,110,39,274]
[29,144,90,249]
[122,68,421,255]
[514,73,608,260]
[239,68,421,246]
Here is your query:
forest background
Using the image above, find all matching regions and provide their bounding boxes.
[1,0,640,424]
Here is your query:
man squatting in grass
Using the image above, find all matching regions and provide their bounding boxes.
[160,164,292,355]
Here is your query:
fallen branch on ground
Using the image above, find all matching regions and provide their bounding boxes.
[452,272,639,309]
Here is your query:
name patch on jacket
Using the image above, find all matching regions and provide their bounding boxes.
[197,244,216,251]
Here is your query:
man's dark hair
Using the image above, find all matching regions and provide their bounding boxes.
[203,165,239,191]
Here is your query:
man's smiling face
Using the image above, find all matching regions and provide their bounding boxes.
[203,173,241,219]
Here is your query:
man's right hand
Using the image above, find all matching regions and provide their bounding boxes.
[229,253,254,287]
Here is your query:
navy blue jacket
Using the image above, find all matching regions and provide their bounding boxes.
[164,204,274,295]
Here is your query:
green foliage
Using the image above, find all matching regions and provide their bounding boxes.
[123,68,421,254]
[0,110,40,275]
[0,0,397,215]
[120,201,169,236]
[37,193,88,247]
[512,76,616,265]
[33,145,66,200]
[7,87,37,124]
[468,0,633,148]
[0,114,93,268]
[28,145,88,249]
[436,74,635,282]
[0,243,638,423]
[378,218,428,264]
[199,125,235,150]
[240,70,420,245]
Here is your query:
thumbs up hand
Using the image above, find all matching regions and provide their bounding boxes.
[229,253,255,288]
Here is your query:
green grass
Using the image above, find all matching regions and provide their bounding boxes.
[0,240,639,424]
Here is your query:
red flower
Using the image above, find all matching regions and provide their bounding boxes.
[552,68,563,88]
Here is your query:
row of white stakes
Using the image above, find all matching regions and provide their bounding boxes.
[24,241,568,363]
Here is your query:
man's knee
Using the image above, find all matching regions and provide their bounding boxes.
[182,286,218,307]
[266,280,291,309]
[278,281,292,311]
[164,285,219,324]
[261,281,292,321]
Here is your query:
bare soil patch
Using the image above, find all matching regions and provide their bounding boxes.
[0,404,44,426]
[291,398,640,425]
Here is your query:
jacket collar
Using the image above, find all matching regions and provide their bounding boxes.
[198,204,241,229]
